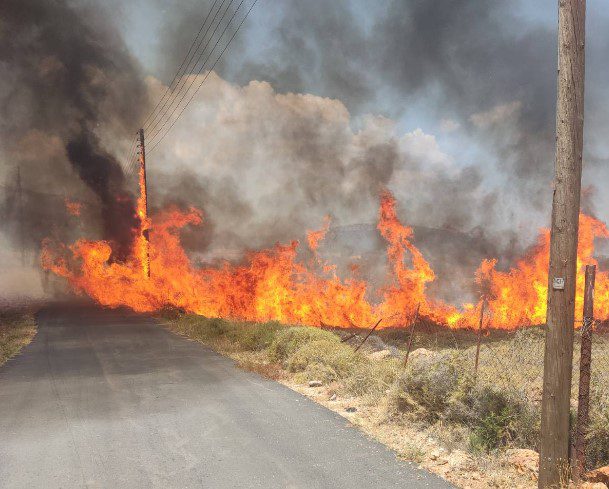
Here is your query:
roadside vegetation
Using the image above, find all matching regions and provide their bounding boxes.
[0,308,37,366]
[164,312,609,489]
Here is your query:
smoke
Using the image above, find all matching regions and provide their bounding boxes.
[4,0,609,307]
[156,0,609,223]
[0,0,148,261]
[146,72,510,303]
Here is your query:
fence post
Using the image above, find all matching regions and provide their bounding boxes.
[404,303,420,367]
[474,299,486,377]
[573,264,595,483]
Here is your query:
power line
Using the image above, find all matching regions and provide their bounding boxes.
[142,0,222,131]
[0,184,98,206]
[146,0,236,140]
[148,0,258,153]
[121,135,139,175]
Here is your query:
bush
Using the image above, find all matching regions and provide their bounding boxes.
[225,321,282,351]
[268,327,341,363]
[343,358,401,400]
[293,362,340,384]
[587,385,609,468]
[172,316,282,352]
[172,316,232,342]
[287,339,357,380]
[394,351,466,421]
[0,309,36,366]
[449,386,540,452]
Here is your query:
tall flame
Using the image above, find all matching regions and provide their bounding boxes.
[64,198,82,217]
[42,190,609,330]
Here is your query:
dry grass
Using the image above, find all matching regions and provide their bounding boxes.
[0,308,36,366]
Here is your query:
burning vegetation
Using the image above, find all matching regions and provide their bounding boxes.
[40,189,609,331]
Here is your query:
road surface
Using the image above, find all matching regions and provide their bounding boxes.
[0,305,452,488]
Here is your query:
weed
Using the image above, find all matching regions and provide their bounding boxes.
[268,327,340,363]
[0,309,36,366]
[287,339,357,379]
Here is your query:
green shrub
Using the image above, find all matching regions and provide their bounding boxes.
[268,327,340,363]
[171,316,282,352]
[343,357,401,400]
[225,321,282,351]
[0,309,36,366]
[394,351,466,421]
[293,362,339,384]
[172,316,232,342]
[287,339,357,380]
[450,386,540,452]
[587,384,609,468]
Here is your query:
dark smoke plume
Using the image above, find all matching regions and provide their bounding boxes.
[0,0,148,259]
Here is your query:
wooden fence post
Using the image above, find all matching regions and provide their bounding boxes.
[474,299,486,377]
[404,303,420,367]
[573,264,595,483]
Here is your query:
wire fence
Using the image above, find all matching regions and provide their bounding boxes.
[393,320,609,470]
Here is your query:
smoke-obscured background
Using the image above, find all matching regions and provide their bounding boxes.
[1,0,609,304]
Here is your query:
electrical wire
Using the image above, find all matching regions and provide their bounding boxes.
[148,0,258,153]
[146,0,235,139]
[143,0,223,131]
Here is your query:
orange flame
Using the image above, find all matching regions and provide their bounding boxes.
[307,215,331,252]
[42,190,609,330]
[64,198,82,217]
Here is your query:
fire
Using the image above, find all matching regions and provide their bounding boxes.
[64,198,82,216]
[307,215,331,252]
[42,190,609,331]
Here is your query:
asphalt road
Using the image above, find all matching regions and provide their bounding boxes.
[0,305,453,489]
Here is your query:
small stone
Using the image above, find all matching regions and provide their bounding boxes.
[368,349,392,361]
[345,406,357,413]
[446,450,473,469]
[329,393,337,401]
[429,448,443,461]
[581,483,608,489]
[587,466,609,485]
[308,380,323,387]
[506,448,539,476]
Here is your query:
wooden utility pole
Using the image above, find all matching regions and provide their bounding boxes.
[404,303,420,367]
[573,265,595,483]
[138,128,151,278]
[539,1,586,487]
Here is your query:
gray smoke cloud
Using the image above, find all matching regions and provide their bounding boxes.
[149,0,608,302]
[145,72,510,303]
[0,0,149,261]
[3,0,608,307]
[158,0,609,217]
